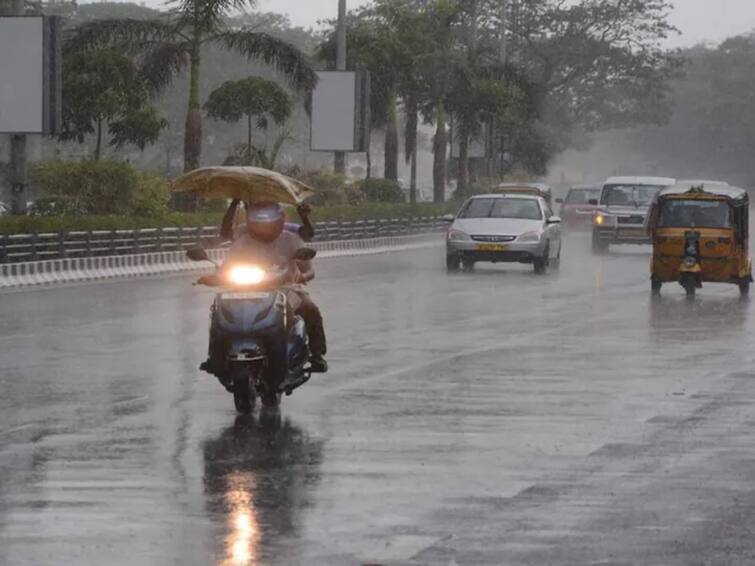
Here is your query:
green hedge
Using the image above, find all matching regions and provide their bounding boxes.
[31,160,171,216]
[0,202,458,235]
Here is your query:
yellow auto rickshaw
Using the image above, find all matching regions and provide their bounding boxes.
[646,183,752,297]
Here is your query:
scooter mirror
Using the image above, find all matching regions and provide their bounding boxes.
[187,247,210,262]
[294,247,317,261]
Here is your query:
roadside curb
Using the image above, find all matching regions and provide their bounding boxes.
[0,234,442,290]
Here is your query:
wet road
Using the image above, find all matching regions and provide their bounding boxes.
[3,234,755,565]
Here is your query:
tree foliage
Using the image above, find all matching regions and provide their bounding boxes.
[599,34,755,187]
[318,0,679,191]
[204,77,291,130]
[60,48,167,159]
[65,0,317,208]
[205,77,292,169]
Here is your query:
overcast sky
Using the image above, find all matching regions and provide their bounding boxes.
[258,0,755,47]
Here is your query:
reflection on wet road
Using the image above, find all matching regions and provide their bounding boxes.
[3,234,755,564]
[203,415,323,566]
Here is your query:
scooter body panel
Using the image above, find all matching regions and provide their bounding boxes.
[210,290,310,395]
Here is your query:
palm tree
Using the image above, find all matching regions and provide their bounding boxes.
[67,0,316,209]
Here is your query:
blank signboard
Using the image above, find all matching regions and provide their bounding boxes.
[0,17,44,133]
[311,71,358,152]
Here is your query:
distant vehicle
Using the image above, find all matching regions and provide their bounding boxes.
[495,182,553,206]
[673,179,730,191]
[445,193,562,274]
[591,176,676,254]
[556,185,601,229]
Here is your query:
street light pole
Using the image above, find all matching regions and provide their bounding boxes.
[334,0,347,174]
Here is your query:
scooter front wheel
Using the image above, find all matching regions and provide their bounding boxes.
[261,389,281,409]
[231,364,254,414]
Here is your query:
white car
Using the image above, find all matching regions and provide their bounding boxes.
[445,193,562,274]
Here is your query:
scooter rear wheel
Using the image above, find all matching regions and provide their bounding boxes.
[231,365,254,414]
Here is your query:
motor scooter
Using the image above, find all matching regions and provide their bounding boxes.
[188,247,315,412]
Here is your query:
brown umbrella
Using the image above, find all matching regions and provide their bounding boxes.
[172,166,316,205]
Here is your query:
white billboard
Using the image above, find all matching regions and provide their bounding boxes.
[310,71,369,152]
[0,16,61,134]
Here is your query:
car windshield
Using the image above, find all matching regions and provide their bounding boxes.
[461,198,543,220]
[566,189,600,204]
[658,200,731,228]
[601,184,664,207]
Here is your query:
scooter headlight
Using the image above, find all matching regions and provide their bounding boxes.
[683,256,698,268]
[228,265,266,286]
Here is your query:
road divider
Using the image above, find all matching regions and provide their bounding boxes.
[0,234,442,290]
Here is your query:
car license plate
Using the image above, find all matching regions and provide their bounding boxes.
[477,243,508,251]
[221,291,270,300]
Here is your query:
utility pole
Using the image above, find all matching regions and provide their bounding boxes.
[500,0,508,64]
[334,0,347,175]
[494,0,508,178]
[1,0,28,215]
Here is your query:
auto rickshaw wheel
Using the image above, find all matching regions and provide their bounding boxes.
[681,278,696,298]
[739,279,750,297]
[651,278,662,295]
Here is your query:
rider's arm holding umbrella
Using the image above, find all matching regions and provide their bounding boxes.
[296,203,315,242]
[220,199,243,242]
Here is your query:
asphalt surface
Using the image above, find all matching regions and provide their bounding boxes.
[3,233,755,565]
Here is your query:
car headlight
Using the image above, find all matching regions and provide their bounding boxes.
[447,229,470,241]
[228,265,266,286]
[594,213,605,226]
[518,230,542,242]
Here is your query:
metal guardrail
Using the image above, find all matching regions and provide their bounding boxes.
[0,234,443,290]
[0,217,447,264]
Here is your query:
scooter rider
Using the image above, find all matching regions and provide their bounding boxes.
[220,198,315,242]
[201,201,328,374]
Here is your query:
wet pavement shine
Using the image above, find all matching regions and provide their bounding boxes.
[3,233,755,565]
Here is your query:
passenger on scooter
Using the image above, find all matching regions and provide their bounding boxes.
[202,201,328,374]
